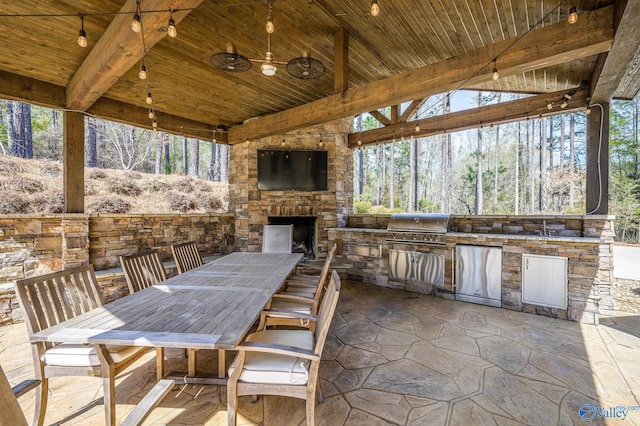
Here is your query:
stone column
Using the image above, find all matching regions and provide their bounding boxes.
[61,214,90,268]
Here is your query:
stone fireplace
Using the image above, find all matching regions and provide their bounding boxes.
[229,119,353,258]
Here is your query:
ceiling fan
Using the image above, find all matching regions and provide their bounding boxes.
[209,0,325,79]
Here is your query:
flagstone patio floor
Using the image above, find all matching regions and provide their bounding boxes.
[2,279,639,425]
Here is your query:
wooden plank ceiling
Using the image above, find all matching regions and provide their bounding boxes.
[0,0,631,143]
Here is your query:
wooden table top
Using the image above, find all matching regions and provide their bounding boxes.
[30,252,302,350]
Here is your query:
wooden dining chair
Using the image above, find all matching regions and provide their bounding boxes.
[227,271,341,426]
[14,265,150,426]
[171,241,203,274]
[282,243,336,295]
[0,364,174,426]
[262,224,293,253]
[119,250,176,379]
[119,250,167,293]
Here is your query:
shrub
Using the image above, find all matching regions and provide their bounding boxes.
[3,177,44,193]
[148,179,170,192]
[194,180,214,193]
[87,195,132,214]
[0,197,30,214]
[198,193,224,212]
[0,155,24,173]
[31,193,64,214]
[107,177,142,196]
[354,201,372,214]
[174,176,195,192]
[40,160,61,177]
[126,171,142,180]
[166,192,197,212]
[87,168,107,179]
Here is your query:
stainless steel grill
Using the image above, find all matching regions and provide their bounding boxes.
[386,213,450,245]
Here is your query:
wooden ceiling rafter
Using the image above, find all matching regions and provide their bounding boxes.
[66,0,204,111]
[227,6,614,144]
[349,87,591,147]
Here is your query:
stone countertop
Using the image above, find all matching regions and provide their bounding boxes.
[327,228,604,243]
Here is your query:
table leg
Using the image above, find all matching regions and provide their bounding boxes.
[96,344,116,426]
[218,349,226,378]
[188,349,198,377]
[156,347,165,380]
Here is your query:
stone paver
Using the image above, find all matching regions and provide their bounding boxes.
[1,280,639,425]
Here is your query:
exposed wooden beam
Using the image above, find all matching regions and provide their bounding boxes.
[66,0,204,111]
[228,6,613,144]
[390,105,399,124]
[349,88,589,147]
[0,70,220,142]
[368,110,391,126]
[0,70,65,109]
[591,0,640,102]
[399,99,427,123]
[334,28,349,94]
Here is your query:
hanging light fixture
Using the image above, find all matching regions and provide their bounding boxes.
[370,0,380,17]
[131,0,142,33]
[415,123,420,132]
[167,10,177,38]
[146,91,153,104]
[212,131,217,143]
[77,15,87,48]
[265,0,275,34]
[261,33,277,76]
[492,59,499,81]
[148,109,154,119]
[568,7,578,24]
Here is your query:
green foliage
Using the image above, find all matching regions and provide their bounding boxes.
[418,198,440,212]
[354,200,372,214]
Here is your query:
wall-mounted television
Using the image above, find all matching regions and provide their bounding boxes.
[257,149,328,191]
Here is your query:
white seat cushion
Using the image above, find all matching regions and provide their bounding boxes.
[42,343,147,367]
[229,330,314,385]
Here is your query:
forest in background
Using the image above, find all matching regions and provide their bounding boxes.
[1,91,639,242]
[353,91,640,243]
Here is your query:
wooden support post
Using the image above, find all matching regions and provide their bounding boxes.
[586,103,609,214]
[63,111,85,213]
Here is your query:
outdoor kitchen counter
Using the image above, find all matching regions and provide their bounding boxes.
[446,232,603,243]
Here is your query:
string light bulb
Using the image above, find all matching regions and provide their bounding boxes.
[492,59,499,81]
[266,0,275,34]
[148,109,154,119]
[561,101,568,108]
[138,63,147,79]
[586,107,592,115]
[167,11,177,38]
[370,0,380,17]
[146,91,153,104]
[131,13,142,32]
[212,131,217,143]
[357,138,362,145]
[77,15,87,48]
[415,124,420,132]
[568,7,578,24]
[152,119,158,128]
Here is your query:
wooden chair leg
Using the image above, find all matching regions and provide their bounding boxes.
[156,347,165,380]
[305,395,315,426]
[34,377,48,426]
[226,381,237,426]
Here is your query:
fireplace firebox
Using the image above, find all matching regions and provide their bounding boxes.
[268,216,316,258]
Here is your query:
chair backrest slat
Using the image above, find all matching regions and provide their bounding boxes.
[120,250,167,293]
[171,242,203,274]
[313,270,341,355]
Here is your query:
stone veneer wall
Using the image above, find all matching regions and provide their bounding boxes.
[229,119,353,256]
[330,214,616,324]
[0,213,235,325]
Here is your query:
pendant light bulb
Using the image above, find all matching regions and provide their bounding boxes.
[370,0,380,17]
[77,15,87,47]
[146,92,153,104]
[131,13,142,33]
[492,59,499,80]
[568,7,578,24]
[138,64,147,80]
[167,14,177,38]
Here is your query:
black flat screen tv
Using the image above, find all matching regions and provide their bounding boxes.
[257,149,328,191]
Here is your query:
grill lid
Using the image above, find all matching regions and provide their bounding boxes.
[387,213,450,234]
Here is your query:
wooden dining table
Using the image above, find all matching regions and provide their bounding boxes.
[29,252,303,388]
